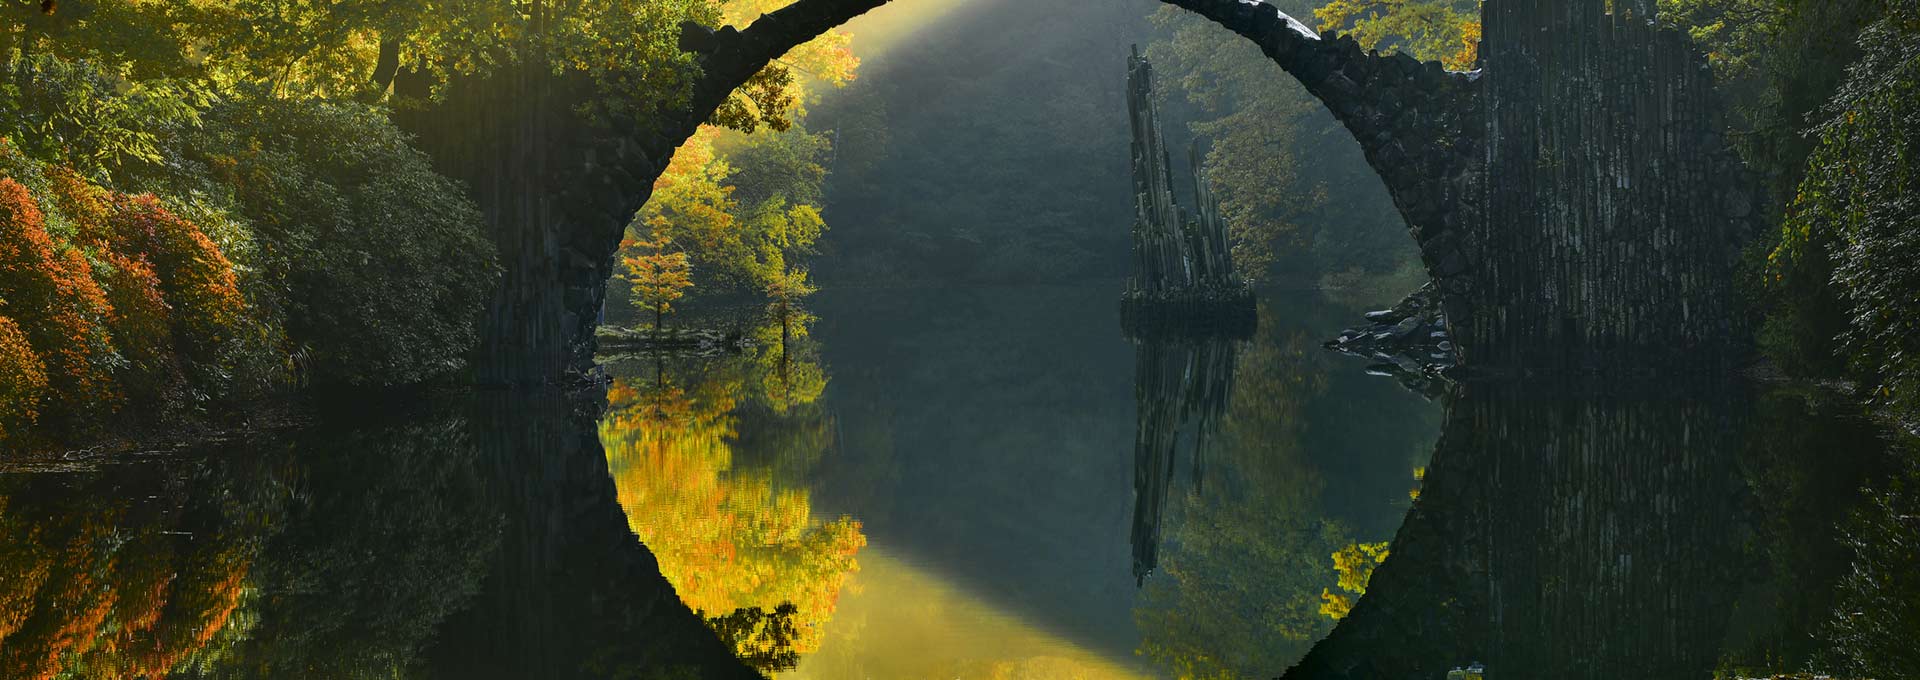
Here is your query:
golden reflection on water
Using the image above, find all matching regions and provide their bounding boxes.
[601,356,863,670]
[597,317,1152,677]
[786,548,1156,680]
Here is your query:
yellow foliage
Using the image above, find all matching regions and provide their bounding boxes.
[0,316,48,442]
[1313,0,1481,69]
[602,362,860,666]
[1321,541,1390,621]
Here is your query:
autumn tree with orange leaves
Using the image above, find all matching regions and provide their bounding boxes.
[0,144,269,444]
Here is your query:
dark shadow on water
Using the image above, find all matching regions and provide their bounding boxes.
[1284,376,1916,679]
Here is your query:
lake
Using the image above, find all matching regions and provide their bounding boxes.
[0,284,1912,679]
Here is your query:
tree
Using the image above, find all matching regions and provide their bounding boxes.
[1773,6,1920,418]
[161,92,498,387]
[0,315,46,442]
[630,125,833,306]
[1651,0,1887,378]
[1313,0,1482,70]
[0,175,116,420]
[1147,4,1419,291]
[622,235,694,330]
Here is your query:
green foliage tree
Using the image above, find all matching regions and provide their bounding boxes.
[0,54,210,178]
[1772,7,1920,417]
[1147,3,1420,293]
[630,122,832,307]
[159,91,498,386]
[1825,453,1920,679]
[1651,0,1887,377]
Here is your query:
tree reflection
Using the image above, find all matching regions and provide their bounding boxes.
[0,400,499,680]
[0,459,268,680]
[1825,454,1920,678]
[602,309,864,673]
[0,389,767,680]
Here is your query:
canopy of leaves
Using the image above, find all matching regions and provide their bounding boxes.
[161,91,498,386]
[632,122,831,302]
[1775,8,1920,417]
[1313,0,1481,70]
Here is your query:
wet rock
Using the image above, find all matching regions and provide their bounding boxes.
[1323,282,1459,398]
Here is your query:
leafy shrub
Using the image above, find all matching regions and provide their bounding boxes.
[178,94,497,386]
[1779,11,1920,417]
[43,166,113,246]
[0,178,118,419]
[95,251,175,403]
[106,194,246,362]
[0,316,47,441]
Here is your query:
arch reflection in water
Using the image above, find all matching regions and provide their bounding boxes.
[1126,300,1435,679]
[1289,380,1752,679]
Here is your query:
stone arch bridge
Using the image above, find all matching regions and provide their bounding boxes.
[411,0,1758,384]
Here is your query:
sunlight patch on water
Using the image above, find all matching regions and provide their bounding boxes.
[785,547,1157,680]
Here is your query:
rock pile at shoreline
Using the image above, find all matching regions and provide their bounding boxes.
[1325,283,1459,397]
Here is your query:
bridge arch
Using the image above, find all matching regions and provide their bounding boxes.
[544,0,1481,378]
[518,0,1749,384]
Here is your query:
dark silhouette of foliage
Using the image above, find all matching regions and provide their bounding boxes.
[705,603,802,673]
[1826,455,1920,679]
[1776,8,1920,417]
[178,93,497,386]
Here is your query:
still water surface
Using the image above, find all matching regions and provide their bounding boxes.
[0,284,1913,679]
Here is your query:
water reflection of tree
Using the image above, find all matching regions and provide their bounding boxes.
[602,310,864,673]
[0,462,269,680]
[197,407,499,679]
[0,400,499,680]
[1130,303,1369,679]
